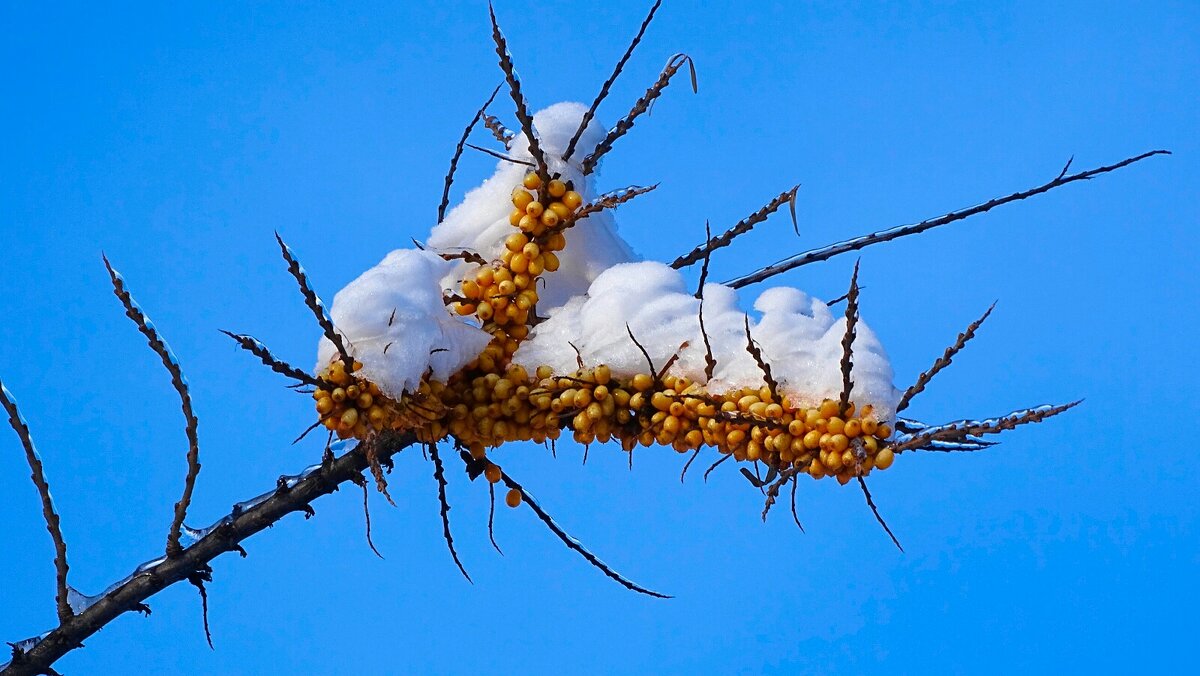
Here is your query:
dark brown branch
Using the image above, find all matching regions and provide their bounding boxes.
[487,481,503,555]
[429,443,471,582]
[185,566,214,649]
[351,474,384,560]
[702,453,730,482]
[581,53,698,175]
[564,184,659,229]
[488,3,549,183]
[891,401,1082,454]
[789,480,805,533]
[679,448,702,484]
[626,324,656,375]
[219,331,322,388]
[439,84,503,223]
[724,150,1171,288]
[2,433,418,676]
[0,381,72,623]
[562,0,662,162]
[857,477,902,552]
[671,186,799,269]
[743,315,779,396]
[497,466,670,599]
[274,233,355,371]
[838,260,861,417]
[102,256,202,559]
[464,142,535,167]
[896,302,996,413]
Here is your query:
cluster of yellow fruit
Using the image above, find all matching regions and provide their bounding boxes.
[314,171,898,500]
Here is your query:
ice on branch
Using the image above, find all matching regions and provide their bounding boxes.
[316,249,491,398]
[513,261,900,420]
[429,102,638,311]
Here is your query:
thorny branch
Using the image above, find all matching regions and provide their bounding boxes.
[219,331,322,388]
[838,260,861,417]
[439,84,503,223]
[562,0,663,163]
[896,302,995,413]
[488,3,550,184]
[0,382,72,623]
[724,150,1171,288]
[103,256,202,559]
[671,186,799,269]
[275,233,355,370]
[581,53,698,175]
[1,432,418,676]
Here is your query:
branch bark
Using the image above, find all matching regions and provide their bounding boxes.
[2,432,415,676]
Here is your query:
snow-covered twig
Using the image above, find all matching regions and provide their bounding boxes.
[103,256,202,559]
[0,381,73,623]
[562,0,663,163]
[581,53,697,175]
[671,185,799,269]
[896,302,996,413]
[724,150,1171,288]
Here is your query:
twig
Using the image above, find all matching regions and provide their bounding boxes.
[857,477,902,552]
[789,480,804,533]
[0,382,72,623]
[497,466,670,598]
[896,302,996,413]
[274,233,355,371]
[351,474,384,560]
[464,142,535,167]
[185,566,214,649]
[891,401,1082,453]
[487,481,503,555]
[581,53,698,175]
[563,184,659,229]
[743,315,779,396]
[219,331,322,388]
[103,256,202,559]
[671,186,799,269]
[724,150,1171,288]
[488,3,549,183]
[702,454,730,482]
[439,84,503,223]
[562,0,663,162]
[429,443,472,583]
[679,449,701,484]
[838,260,861,417]
[626,324,656,375]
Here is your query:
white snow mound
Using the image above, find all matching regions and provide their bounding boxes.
[316,248,492,398]
[513,262,901,420]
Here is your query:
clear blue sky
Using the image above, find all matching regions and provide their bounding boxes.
[1,1,1196,673]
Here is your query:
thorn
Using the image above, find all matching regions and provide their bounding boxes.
[858,477,903,552]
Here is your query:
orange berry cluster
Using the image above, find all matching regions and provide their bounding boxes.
[314,171,897,499]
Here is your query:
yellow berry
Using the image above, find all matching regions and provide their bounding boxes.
[875,447,895,470]
[512,188,534,210]
[562,191,583,209]
[547,179,567,197]
[523,173,542,190]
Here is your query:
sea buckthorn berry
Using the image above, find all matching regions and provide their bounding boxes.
[505,488,523,508]
[525,201,544,218]
[631,373,654,392]
[509,208,524,226]
[562,190,583,209]
[547,179,567,197]
[549,202,571,219]
[875,447,895,470]
[512,188,534,209]
[505,233,528,252]
[485,464,502,483]
[542,252,560,272]
[540,209,560,228]
[518,214,537,232]
[523,173,542,190]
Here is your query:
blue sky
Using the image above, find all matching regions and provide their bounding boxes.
[1,1,1196,673]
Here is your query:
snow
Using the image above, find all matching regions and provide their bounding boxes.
[428,102,638,311]
[316,248,491,398]
[513,261,901,420]
[318,101,900,418]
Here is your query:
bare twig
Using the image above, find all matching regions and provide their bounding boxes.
[562,0,663,162]
[743,315,779,396]
[858,477,902,552]
[671,186,799,269]
[275,233,355,371]
[487,481,503,555]
[724,150,1171,288]
[581,53,698,175]
[465,142,535,167]
[488,3,549,183]
[891,401,1082,454]
[702,453,731,482]
[626,324,656,375]
[0,382,72,623]
[350,474,384,560]
[496,464,670,598]
[838,260,861,417]
[103,256,202,559]
[439,84,503,223]
[789,480,805,533]
[185,567,214,649]
[219,331,322,388]
[563,184,659,228]
[429,443,471,583]
[896,302,996,413]
[679,449,702,484]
